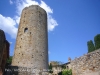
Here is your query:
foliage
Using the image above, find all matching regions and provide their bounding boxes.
[94,34,100,50]
[58,69,72,75]
[87,40,95,53]
[49,63,53,73]
[7,56,13,64]
[62,69,72,75]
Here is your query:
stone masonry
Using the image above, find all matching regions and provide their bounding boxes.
[70,49,100,75]
[0,29,6,67]
[0,29,10,75]
[12,5,48,75]
[49,49,100,75]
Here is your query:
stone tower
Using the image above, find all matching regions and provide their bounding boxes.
[12,5,48,75]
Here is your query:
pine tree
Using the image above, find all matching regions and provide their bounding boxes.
[94,34,100,50]
[87,40,95,53]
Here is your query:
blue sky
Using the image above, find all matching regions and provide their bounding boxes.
[0,0,100,63]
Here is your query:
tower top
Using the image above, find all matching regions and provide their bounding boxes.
[23,5,46,14]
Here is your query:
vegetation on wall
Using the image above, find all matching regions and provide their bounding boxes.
[58,69,72,75]
[62,69,72,75]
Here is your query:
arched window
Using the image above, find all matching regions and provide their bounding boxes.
[24,28,28,33]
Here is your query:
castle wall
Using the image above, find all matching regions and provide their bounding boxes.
[0,29,10,75]
[70,49,100,75]
[0,30,6,67]
[12,5,48,75]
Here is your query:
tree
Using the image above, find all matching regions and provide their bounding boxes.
[94,34,100,50]
[7,56,13,65]
[49,63,53,73]
[87,40,95,53]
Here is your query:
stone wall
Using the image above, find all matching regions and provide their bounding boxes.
[0,29,10,75]
[52,65,62,75]
[1,40,10,72]
[70,49,100,75]
[0,29,6,67]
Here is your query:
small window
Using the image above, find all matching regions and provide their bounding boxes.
[24,28,28,33]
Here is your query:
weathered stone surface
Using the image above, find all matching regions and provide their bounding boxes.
[0,29,10,75]
[70,49,100,75]
[0,29,5,66]
[12,5,48,75]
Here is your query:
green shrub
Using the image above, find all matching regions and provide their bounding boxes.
[7,56,13,64]
[62,69,72,75]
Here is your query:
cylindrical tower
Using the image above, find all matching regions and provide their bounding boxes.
[12,5,48,74]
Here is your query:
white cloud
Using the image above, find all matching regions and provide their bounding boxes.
[16,0,39,15]
[15,0,58,31]
[40,1,53,13]
[0,14,18,38]
[48,15,58,31]
[14,16,20,24]
[39,1,58,31]
[9,0,13,4]
[0,0,58,39]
